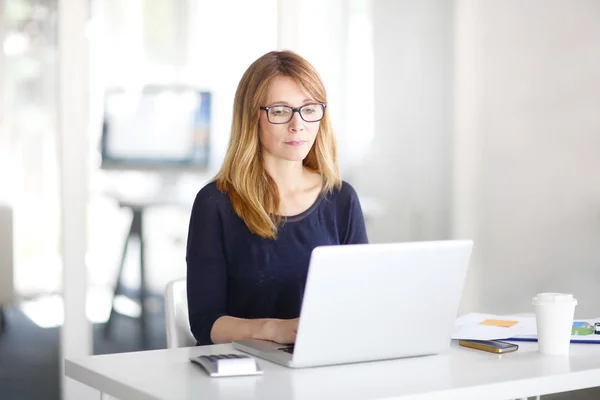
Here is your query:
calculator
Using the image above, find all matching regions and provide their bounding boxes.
[190,353,263,377]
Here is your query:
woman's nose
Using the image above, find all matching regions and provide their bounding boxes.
[289,111,304,132]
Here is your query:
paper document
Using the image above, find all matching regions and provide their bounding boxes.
[512,318,600,343]
[453,313,536,340]
[454,313,600,343]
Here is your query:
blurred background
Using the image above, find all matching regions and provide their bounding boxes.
[0,0,599,399]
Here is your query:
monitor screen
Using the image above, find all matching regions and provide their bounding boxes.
[101,85,211,170]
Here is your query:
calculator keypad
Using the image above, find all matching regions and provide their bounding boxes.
[190,353,263,377]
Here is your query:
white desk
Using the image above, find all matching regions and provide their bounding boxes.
[65,341,600,400]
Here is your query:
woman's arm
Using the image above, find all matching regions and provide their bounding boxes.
[186,185,298,345]
[186,187,229,345]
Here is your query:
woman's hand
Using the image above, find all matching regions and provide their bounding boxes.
[210,316,299,345]
[257,318,299,344]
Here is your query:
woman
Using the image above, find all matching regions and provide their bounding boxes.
[186,50,368,346]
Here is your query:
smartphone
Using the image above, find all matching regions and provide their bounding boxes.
[458,339,519,354]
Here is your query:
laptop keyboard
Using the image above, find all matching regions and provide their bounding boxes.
[279,345,294,354]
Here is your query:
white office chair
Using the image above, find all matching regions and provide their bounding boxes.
[164,278,197,348]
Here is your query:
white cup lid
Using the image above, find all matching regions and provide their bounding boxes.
[532,293,577,306]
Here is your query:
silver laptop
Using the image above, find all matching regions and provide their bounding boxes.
[233,240,473,368]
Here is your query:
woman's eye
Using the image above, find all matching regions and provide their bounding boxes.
[270,107,289,116]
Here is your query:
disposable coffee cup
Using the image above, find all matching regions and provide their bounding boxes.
[533,293,577,355]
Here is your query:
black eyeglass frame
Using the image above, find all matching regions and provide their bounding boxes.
[259,103,327,124]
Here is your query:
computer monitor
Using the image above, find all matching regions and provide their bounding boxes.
[100,85,211,171]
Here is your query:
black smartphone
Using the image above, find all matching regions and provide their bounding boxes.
[458,339,519,354]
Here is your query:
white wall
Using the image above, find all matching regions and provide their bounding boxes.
[356,0,600,323]
[455,0,600,317]
[355,0,454,243]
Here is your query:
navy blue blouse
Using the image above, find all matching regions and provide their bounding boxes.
[185,180,368,345]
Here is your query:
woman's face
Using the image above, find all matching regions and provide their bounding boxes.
[258,76,321,163]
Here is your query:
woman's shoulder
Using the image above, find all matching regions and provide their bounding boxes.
[329,180,360,202]
[193,180,230,209]
[321,180,361,214]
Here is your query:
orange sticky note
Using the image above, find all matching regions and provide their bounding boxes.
[479,319,518,328]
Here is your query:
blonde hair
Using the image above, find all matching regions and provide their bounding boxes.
[215,50,341,239]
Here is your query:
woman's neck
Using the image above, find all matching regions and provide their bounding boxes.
[263,158,309,195]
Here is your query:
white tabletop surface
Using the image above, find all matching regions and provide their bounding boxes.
[65,340,600,400]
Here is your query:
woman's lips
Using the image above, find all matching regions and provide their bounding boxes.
[284,140,306,147]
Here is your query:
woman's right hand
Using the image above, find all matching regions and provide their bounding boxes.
[257,318,299,344]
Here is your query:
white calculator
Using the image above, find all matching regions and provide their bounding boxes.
[190,353,263,377]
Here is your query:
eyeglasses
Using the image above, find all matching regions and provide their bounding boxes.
[260,103,326,124]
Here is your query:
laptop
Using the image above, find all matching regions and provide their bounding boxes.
[233,240,473,368]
